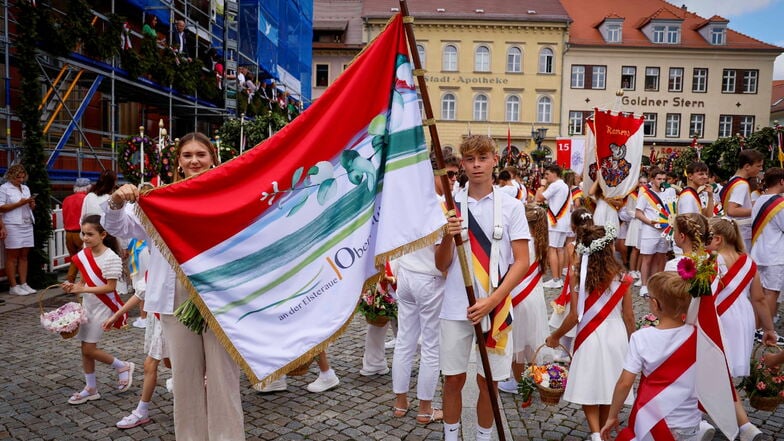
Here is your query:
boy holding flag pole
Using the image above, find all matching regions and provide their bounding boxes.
[398,2,528,440]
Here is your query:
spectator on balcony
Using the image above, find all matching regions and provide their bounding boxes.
[63,177,91,283]
[0,164,36,296]
[171,19,194,62]
[142,15,159,40]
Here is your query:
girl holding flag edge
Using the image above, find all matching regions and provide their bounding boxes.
[62,215,134,405]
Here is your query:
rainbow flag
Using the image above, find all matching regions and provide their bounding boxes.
[135,15,445,385]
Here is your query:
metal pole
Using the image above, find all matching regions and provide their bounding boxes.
[239,113,245,154]
[139,125,145,185]
[397,1,506,438]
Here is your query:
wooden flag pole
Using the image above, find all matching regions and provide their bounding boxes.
[397,1,507,438]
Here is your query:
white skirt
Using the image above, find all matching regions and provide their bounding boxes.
[512,282,550,364]
[625,218,642,248]
[144,314,169,360]
[4,223,33,249]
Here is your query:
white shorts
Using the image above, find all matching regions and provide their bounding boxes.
[548,230,567,248]
[759,265,784,293]
[440,319,512,381]
[4,223,34,249]
[639,237,670,255]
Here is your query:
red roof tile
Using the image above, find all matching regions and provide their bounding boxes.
[772,81,784,114]
[361,0,570,23]
[559,0,781,51]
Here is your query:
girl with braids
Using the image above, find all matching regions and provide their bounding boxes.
[548,207,594,356]
[664,213,711,272]
[498,204,550,394]
[546,224,635,441]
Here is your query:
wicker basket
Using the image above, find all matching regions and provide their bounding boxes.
[38,285,82,340]
[365,315,390,327]
[530,344,571,406]
[750,395,781,412]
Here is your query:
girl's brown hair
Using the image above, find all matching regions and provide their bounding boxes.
[581,225,623,294]
[709,218,745,253]
[175,132,219,182]
[647,272,691,317]
[5,164,26,180]
[674,213,710,248]
[81,215,121,255]
[570,207,594,243]
[525,204,548,269]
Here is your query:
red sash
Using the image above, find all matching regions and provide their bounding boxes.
[678,187,701,213]
[511,261,542,307]
[551,267,572,310]
[752,195,784,244]
[573,274,632,352]
[719,176,748,210]
[71,248,126,329]
[618,328,697,441]
[714,254,756,316]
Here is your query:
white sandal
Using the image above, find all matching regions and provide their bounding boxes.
[116,410,151,429]
[68,387,100,405]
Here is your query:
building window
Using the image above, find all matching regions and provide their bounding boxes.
[665,113,681,138]
[743,70,758,93]
[473,94,488,121]
[711,27,726,45]
[315,64,329,87]
[722,69,736,93]
[538,48,554,74]
[718,115,732,137]
[643,113,657,137]
[441,93,456,120]
[606,24,621,43]
[416,44,426,66]
[740,116,754,137]
[442,45,457,72]
[621,66,636,90]
[537,96,552,123]
[668,68,683,92]
[506,47,522,73]
[571,65,585,88]
[568,111,586,135]
[666,26,680,43]
[652,25,665,43]
[505,95,520,122]
[689,114,705,138]
[474,45,490,72]
[592,66,607,89]
[645,67,660,91]
[692,68,708,93]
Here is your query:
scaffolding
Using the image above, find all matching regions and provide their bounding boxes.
[1,0,312,185]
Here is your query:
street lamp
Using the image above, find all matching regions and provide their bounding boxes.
[531,127,549,167]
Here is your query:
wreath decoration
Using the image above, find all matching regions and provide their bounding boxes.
[119,135,161,185]
[159,138,178,184]
[518,152,532,170]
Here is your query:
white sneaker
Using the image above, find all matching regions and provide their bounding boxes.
[630,271,640,280]
[253,377,287,393]
[639,286,648,297]
[739,423,763,441]
[359,366,390,376]
[384,339,396,349]
[306,371,339,393]
[498,378,517,394]
[9,285,31,296]
[132,317,146,329]
[697,420,715,441]
[634,278,642,287]
[20,283,36,294]
[543,279,563,289]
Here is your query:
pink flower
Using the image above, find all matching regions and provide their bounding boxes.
[757,381,767,391]
[780,390,784,398]
[677,258,697,280]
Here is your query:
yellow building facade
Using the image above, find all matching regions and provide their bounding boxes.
[363,7,570,156]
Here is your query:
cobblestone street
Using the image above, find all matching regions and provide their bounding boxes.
[1,284,783,440]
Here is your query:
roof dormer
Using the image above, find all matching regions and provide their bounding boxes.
[639,8,684,45]
[695,15,729,46]
[596,14,624,44]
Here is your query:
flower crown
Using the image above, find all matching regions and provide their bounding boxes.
[575,225,617,256]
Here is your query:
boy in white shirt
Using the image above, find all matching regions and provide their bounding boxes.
[535,164,571,288]
[436,135,530,441]
[721,149,764,252]
[635,167,676,296]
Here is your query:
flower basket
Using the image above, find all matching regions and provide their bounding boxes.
[740,344,783,412]
[526,344,570,406]
[38,286,86,340]
[365,316,390,327]
[750,395,781,412]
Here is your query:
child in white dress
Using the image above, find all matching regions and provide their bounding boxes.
[546,224,635,441]
[62,215,134,405]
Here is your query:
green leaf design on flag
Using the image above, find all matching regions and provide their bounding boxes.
[368,114,387,136]
[286,193,309,217]
[317,178,336,204]
[291,166,304,188]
